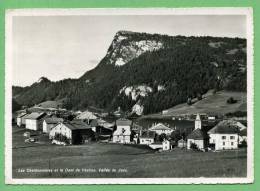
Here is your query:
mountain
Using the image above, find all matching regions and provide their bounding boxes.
[13,31,247,115]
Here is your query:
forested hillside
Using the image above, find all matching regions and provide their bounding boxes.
[13,31,247,114]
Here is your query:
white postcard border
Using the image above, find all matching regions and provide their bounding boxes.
[5,7,254,184]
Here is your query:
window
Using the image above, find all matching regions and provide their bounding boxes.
[230,136,235,139]
[222,136,226,140]
[142,140,144,143]
[223,142,225,146]
[231,142,234,146]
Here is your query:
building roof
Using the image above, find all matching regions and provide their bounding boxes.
[90,119,114,130]
[116,118,132,126]
[195,113,201,121]
[208,120,240,134]
[239,128,247,136]
[17,113,27,118]
[24,112,46,120]
[62,120,92,130]
[178,139,186,143]
[187,129,208,140]
[140,131,155,139]
[149,123,172,131]
[44,117,64,124]
[76,111,97,120]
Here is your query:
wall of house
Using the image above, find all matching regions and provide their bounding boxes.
[112,125,131,143]
[209,134,238,150]
[187,139,204,149]
[139,138,154,145]
[25,119,38,130]
[17,118,22,126]
[162,141,171,150]
[49,123,72,140]
[43,122,56,133]
[112,135,130,143]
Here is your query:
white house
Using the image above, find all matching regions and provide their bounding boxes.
[24,112,46,131]
[16,113,28,127]
[149,123,173,135]
[178,139,187,148]
[43,117,64,133]
[112,118,132,143]
[208,120,239,150]
[187,114,207,150]
[162,139,171,150]
[139,131,155,145]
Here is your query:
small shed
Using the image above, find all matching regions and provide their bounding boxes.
[178,139,187,148]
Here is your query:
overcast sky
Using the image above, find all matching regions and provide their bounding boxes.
[12,15,246,87]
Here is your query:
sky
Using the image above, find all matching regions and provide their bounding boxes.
[12,15,247,87]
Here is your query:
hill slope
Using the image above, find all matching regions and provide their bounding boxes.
[13,31,247,114]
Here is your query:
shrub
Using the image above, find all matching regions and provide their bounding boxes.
[190,143,199,150]
[227,97,237,104]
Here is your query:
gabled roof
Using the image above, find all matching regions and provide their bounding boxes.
[24,112,46,120]
[62,120,92,130]
[76,111,97,120]
[17,113,27,118]
[116,118,132,126]
[239,128,247,136]
[149,123,172,131]
[90,119,114,130]
[178,139,186,143]
[187,129,208,140]
[140,131,155,139]
[44,117,64,124]
[208,120,239,134]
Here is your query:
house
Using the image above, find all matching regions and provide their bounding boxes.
[49,120,95,145]
[16,113,28,127]
[208,120,239,150]
[43,117,64,133]
[90,119,114,140]
[75,110,97,123]
[149,123,173,135]
[162,139,171,150]
[139,131,155,145]
[112,118,132,143]
[187,114,208,150]
[24,112,46,131]
[178,139,187,148]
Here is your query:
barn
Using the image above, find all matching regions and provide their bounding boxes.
[49,120,95,145]
[24,112,46,131]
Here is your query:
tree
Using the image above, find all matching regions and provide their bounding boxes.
[159,133,167,142]
[190,143,199,150]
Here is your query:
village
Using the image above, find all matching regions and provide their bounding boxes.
[14,105,248,152]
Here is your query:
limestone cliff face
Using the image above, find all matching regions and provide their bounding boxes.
[105,31,163,66]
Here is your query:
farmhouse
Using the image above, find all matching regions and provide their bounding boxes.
[49,120,95,145]
[75,110,97,123]
[149,123,173,135]
[24,112,46,131]
[112,118,132,143]
[208,120,239,150]
[16,113,28,127]
[139,131,155,145]
[43,117,64,133]
[187,114,208,150]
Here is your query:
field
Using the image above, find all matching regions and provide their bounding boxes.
[12,127,247,178]
[144,90,247,118]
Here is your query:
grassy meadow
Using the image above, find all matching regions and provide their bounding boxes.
[12,127,247,178]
